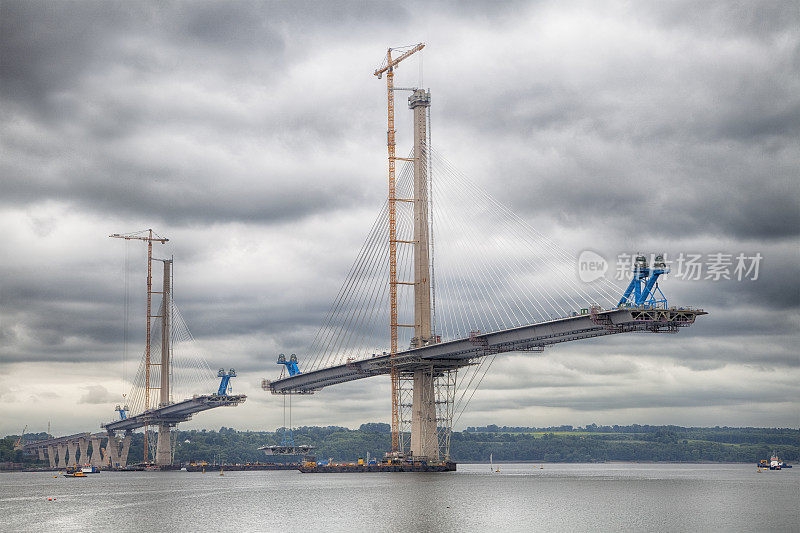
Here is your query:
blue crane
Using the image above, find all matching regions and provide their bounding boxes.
[217,369,237,396]
[618,254,669,309]
[277,353,301,376]
[275,354,301,448]
[115,404,129,420]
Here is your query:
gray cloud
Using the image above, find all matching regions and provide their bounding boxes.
[78,385,118,404]
[1,0,798,435]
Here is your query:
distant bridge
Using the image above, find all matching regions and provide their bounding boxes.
[18,432,131,469]
[18,232,246,468]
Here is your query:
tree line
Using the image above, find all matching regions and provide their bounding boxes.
[4,424,797,466]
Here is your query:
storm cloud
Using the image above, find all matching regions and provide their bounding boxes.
[1,0,798,436]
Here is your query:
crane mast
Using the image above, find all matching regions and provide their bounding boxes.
[374,43,425,453]
[13,425,27,450]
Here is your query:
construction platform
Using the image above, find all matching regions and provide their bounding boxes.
[258,444,314,456]
[299,461,457,473]
[185,463,299,472]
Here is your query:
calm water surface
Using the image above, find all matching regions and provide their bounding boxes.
[1,463,797,532]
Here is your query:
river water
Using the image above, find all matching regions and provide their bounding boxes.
[1,463,797,532]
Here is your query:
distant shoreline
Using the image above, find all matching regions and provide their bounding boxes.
[5,425,797,466]
[2,460,792,473]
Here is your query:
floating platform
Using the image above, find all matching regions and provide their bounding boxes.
[258,444,314,456]
[299,461,456,473]
[185,463,299,472]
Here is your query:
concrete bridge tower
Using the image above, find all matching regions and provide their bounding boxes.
[155,259,173,466]
[408,88,438,460]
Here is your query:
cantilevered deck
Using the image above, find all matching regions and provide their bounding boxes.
[265,306,705,394]
[102,394,246,432]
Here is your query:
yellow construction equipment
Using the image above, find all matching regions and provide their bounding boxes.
[13,425,27,450]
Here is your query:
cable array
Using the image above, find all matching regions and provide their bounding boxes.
[305,155,418,371]
[123,299,217,415]
[170,304,217,399]
[428,148,622,341]
[303,144,622,374]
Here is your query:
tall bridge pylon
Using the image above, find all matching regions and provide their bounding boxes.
[407,86,439,460]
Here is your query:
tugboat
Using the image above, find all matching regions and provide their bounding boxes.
[759,452,792,470]
[63,467,86,478]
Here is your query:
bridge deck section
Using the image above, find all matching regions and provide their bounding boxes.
[265,307,705,394]
[102,394,247,432]
[18,432,99,452]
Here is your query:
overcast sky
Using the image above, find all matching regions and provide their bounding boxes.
[1,0,798,437]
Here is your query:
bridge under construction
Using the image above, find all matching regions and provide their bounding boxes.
[18,231,245,468]
[264,43,706,466]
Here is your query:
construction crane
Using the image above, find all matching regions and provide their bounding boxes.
[216,369,237,396]
[374,42,425,453]
[13,425,27,450]
[109,229,169,462]
[277,354,301,377]
[618,254,669,308]
[115,404,130,420]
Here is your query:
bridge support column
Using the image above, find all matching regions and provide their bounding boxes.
[89,437,103,467]
[154,259,172,467]
[106,433,120,468]
[410,369,439,461]
[57,444,68,469]
[38,447,46,461]
[101,443,111,467]
[155,425,172,466]
[119,432,132,467]
[47,446,57,468]
[408,88,433,351]
[67,440,79,467]
[77,438,89,465]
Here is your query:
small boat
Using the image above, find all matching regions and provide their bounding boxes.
[81,465,100,474]
[63,470,86,478]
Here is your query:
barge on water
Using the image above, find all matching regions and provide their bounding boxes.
[299,453,456,473]
[185,463,299,472]
[300,461,456,473]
